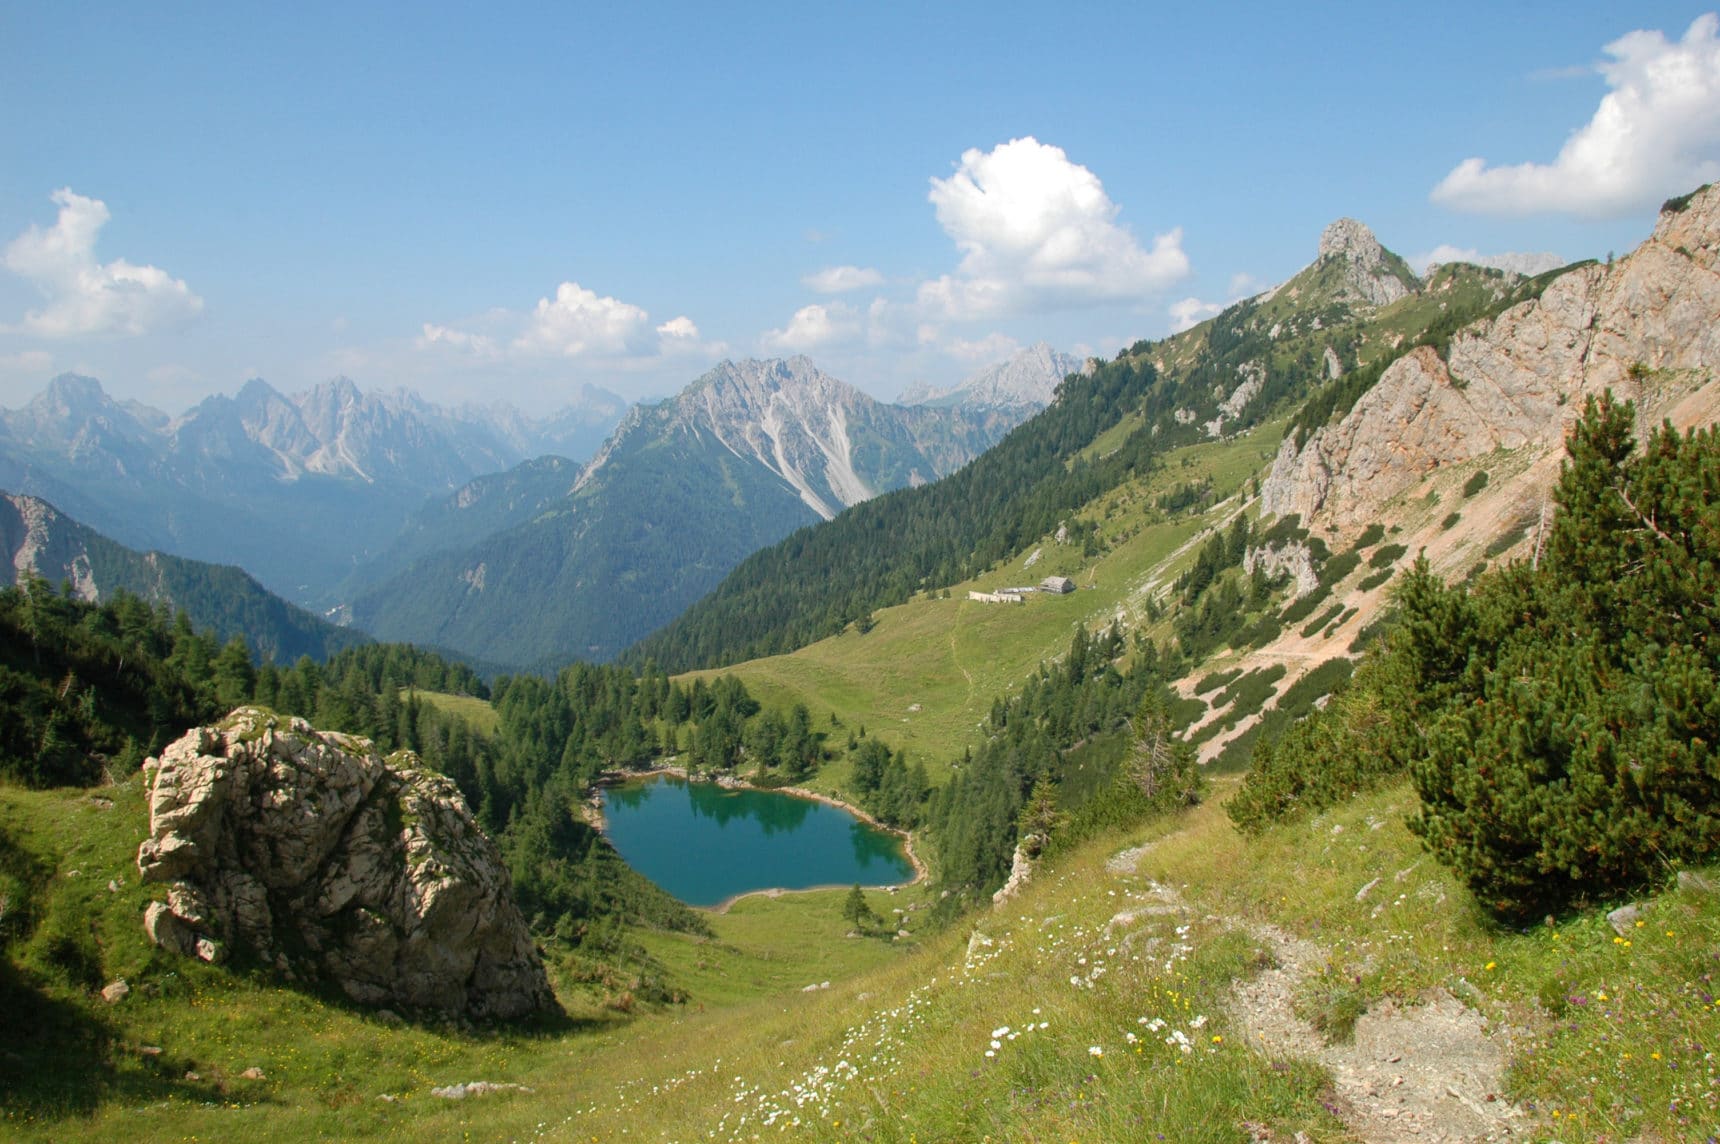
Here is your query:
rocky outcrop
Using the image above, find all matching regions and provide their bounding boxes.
[137,708,558,1021]
[3,493,98,600]
[1317,219,1419,308]
[1263,184,1720,532]
[1243,541,1319,599]
[991,835,1041,905]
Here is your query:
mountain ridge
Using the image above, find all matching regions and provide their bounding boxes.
[898,341,1082,410]
[347,355,1029,668]
[627,210,1524,672]
[0,374,628,604]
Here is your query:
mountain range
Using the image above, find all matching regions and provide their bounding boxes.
[345,353,1064,667]
[631,211,1564,671]
[0,375,627,604]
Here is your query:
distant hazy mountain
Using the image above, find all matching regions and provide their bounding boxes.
[348,356,1027,668]
[0,374,626,604]
[898,342,1081,410]
[0,491,367,663]
[335,454,584,604]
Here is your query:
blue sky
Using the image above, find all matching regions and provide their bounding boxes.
[2,2,1717,414]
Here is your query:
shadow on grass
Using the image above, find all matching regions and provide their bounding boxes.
[0,959,247,1124]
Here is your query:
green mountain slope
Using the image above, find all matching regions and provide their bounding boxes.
[631,221,1547,673]
[334,454,582,603]
[0,492,366,664]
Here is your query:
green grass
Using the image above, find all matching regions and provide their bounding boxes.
[693,426,1285,774]
[405,689,498,735]
[9,759,1718,1141]
[632,887,919,1008]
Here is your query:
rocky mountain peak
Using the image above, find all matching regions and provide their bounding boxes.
[902,342,1079,410]
[1652,182,1720,257]
[7,372,158,452]
[1318,217,1384,262]
[29,373,118,422]
[233,376,284,408]
[1315,218,1419,308]
[1262,182,1720,545]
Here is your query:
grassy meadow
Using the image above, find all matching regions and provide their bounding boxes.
[697,424,1285,784]
[8,758,1716,1141]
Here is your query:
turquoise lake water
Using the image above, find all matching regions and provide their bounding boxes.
[600,775,915,907]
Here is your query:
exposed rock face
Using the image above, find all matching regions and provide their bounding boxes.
[1243,541,1320,599]
[578,356,1016,521]
[137,708,558,1020]
[3,493,98,600]
[1263,185,1720,532]
[991,836,1040,905]
[1317,218,1418,308]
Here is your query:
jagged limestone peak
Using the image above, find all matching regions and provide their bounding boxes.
[1316,218,1418,307]
[1318,217,1385,262]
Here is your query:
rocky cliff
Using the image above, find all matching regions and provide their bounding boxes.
[137,708,558,1021]
[1261,185,1720,536]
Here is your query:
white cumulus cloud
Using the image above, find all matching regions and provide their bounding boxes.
[4,188,203,337]
[945,332,1022,362]
[760,302,860,352]
[1432,14,1720,217]
[421,285,719,373]
[803,265,885,294]
[1168,297,1226,333]
[419,322,499,357]
[917,136,1189,319]
[512,281,654,357]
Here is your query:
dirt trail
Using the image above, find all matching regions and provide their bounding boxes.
[1108,846,1527,1143]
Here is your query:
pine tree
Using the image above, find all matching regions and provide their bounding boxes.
[841,884,873,932]
[1405,394,1720,917]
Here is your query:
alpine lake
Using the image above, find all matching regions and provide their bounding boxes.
[600,774,916,908]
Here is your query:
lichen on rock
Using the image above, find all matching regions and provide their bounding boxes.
[137,707,558,1020]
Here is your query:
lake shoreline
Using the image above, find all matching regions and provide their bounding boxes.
[586,763,928,908]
